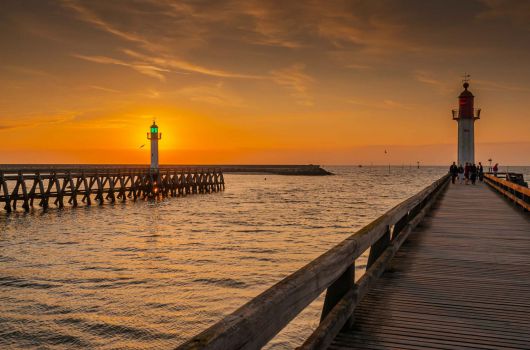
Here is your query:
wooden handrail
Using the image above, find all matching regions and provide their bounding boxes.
[0,168,225,181]
[484,174,530,211]
[176,174,450,350]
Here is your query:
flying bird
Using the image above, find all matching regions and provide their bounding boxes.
[139,144,145,148]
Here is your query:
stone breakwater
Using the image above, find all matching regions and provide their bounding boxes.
[1,164,333,176]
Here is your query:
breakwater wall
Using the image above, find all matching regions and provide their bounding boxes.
[0,164,333,176]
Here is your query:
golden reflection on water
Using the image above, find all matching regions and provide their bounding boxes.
[0,166,451,349]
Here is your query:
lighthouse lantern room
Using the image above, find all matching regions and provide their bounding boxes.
[452,75,481,166]
[147,121,162,171]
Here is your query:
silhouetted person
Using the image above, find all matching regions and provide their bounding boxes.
[470,164,477,185]
[493,163,499,177]
[464,163,470,185]
[458,164,464,184]
[449,162,458,184]
[478,162,484,182]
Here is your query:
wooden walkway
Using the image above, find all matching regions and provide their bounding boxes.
[330,182,530,350]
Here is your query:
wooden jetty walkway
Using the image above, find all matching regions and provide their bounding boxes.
[177,174,529,350]
[0,167,224,213]
[330,179,530,349]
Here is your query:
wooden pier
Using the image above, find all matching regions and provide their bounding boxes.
[177,174,529,350]
[0,167,224,213]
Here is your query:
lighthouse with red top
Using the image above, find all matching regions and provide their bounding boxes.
[452,76,481,166]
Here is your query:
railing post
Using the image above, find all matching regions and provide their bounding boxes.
[367,226,391,268]
[321,263,355,327]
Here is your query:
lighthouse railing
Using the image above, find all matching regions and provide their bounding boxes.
[452,108,481,120]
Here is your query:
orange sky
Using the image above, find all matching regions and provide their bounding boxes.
[1,0,529,165]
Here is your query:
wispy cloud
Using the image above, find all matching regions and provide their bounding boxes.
[238,2,306,49]
[61,0,153,48]
[63,0,262,80]
[271,63,314,106]
[413,70,452,94]
[345,63,372,71]
[474,79,530,92]
[176,82,245,107]
[86,85,121,93]
[3,65,56,79]
[477,0,530,25]
[347,99,413,110]
[0,113,75,131]
[72,54,169,80]
[122,49,262,79]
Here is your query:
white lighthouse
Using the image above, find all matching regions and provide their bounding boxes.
[452,78,480,165]
[147,121,162,171]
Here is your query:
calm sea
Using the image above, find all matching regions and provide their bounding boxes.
[1,166,528,349]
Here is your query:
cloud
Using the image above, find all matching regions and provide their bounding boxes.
[63,0,262,80]
[347,99,412,110]
[477,0,530,24]
[61,0,153,48]
[345,63,372,71]
[72,54,168,80]
[176,83,245,107]
[474,79,530,92]
[0,113,75,131]
[413,70,453,94]
[3,65,56,79]
[237,2,307,48]
[271,63,314,106]
[122,49,262,79]
[86,85,121,93]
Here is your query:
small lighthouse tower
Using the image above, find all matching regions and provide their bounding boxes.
[147,121,162,171]
[452,75,481,165]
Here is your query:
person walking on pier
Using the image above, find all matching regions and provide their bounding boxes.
[464,163,470,185]
[458,164,464,184]
[493,163,499,177]
[449,162,458,184]
[478,162,484,182]
[470,164,477,185]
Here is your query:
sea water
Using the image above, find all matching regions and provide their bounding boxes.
[1,166,527,349]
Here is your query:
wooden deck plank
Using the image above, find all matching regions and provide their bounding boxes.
[329,182,530,349]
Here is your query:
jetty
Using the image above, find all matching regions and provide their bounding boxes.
[177,173,529,349]
[0,167,224,213]
[0,164,332,176]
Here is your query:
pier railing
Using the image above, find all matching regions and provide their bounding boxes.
[0,168,225,213]
[484,174,529,211]
[176,174,450,350]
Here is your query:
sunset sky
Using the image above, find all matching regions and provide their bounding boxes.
[1,0,529,165]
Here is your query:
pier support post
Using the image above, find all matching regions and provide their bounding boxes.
[19,171,30,212]
[0,172,11,213]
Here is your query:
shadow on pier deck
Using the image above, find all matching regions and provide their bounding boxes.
[177,174,529,350]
